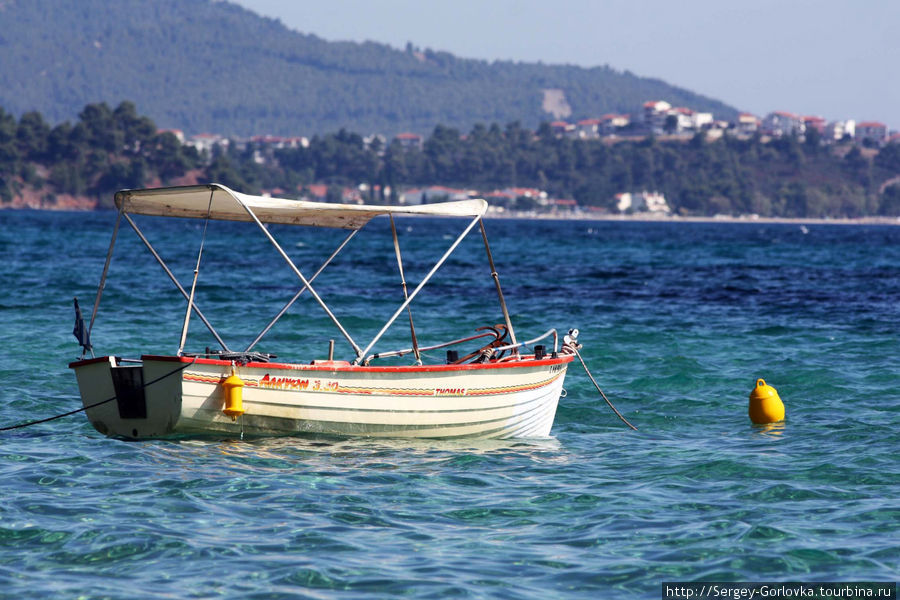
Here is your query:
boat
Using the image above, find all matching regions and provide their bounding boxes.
[69,183,579,439]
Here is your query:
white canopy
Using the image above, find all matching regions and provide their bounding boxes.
[115,184,487,229]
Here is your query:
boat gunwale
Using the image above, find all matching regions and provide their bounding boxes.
[68,355,114,368]
[69,354,574,372]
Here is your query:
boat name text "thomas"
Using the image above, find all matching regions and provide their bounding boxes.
[259,374,339,392]
[434,388,466,396]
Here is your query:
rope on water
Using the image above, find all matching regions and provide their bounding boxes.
[573,347,638,431]
[0,358,198,433]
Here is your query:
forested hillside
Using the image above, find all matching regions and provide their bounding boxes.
[0,0,736,136]
[2,101,900,217]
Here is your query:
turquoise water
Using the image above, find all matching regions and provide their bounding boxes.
[0,211,898,598]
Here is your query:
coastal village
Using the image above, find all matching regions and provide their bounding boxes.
[162,102,898,218]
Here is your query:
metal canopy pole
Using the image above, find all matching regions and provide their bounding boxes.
[177,190,214,356]
[479,219,518,351]
[236,198,363,358]
[88,207,123,339]
[389,215,421,364]
[123,213,231,352]
[245,228,359,352]
[354,213,482,365]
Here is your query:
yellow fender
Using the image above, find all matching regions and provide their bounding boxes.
[222,369,245,421]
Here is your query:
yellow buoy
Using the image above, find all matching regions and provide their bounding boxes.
[222,368,245,421]
[748,378,784,424]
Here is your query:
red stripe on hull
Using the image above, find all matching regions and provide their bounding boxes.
[138,353,574,373]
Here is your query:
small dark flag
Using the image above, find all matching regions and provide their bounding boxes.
[73,297,92,353]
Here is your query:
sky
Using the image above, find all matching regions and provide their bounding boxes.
[232,0,899,130]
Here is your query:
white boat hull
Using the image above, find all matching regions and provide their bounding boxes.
[70,354,573,439]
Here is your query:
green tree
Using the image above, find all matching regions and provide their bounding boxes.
[804,126,822,153]
[0,108,19,169]
[663,114,678,134]
[16,111,50,160]
[206,155,249,192]
[79,103,123,154]
[113,101,157,153]
[151,131,194,182]
[880,184,900,215]
[874,143,900,173]
[843,146,872,188]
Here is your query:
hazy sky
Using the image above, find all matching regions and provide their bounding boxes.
[233,0,899,129]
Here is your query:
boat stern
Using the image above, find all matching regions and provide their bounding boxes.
[69,356,184,438]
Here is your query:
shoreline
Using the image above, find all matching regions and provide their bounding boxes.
[483,210,900,226]
[3,202,899,227]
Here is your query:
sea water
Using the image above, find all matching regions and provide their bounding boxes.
[0,210,897,599]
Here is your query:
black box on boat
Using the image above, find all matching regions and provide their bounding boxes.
[110,365,147,419]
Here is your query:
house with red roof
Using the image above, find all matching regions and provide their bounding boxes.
[856,122,888,146]
[736,113,761,135]
[549,121,574,137]
[643,101,711,134]
[643,100,672,133]
[803,116,827,134]
[394,132,423,151]
[299,184,328,200]
[761,111,805,137]
[600,114,630,135]
[548,198,578,211]
[575,119,602,139]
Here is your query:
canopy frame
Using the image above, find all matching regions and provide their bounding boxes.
[114,183,487,229]
[89,183,523,363]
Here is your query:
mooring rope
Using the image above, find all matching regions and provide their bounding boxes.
[0,358,198,433]
[573,347,638,431]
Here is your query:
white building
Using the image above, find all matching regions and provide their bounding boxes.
[575,119,601,139]
[643,101,672,133]
[856,122,888,146]
[736,113,760,135]
[615,191,670,214]
[761,111,805,137]
[600,113,630,135]
[401,186,473,205]
[669,108,713,131]
[645,102,712,134]
[691,111,713,130]
[668,107,695,133]
[825,119,855,141]
[185,133,229,154]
